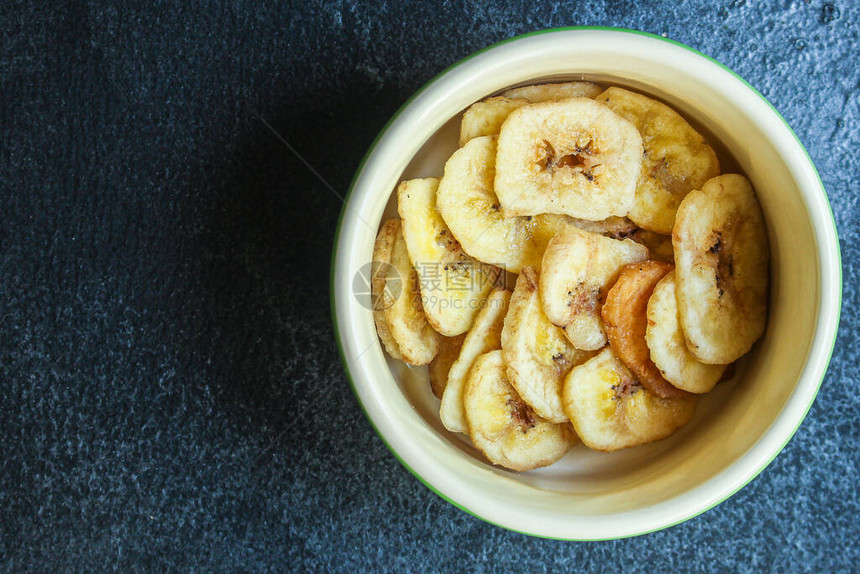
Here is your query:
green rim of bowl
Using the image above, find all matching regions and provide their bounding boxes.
[328,26,843,541]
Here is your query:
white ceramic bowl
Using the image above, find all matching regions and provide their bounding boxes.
[331,28,841,539]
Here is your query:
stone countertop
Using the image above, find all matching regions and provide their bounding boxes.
[0,1,856,570]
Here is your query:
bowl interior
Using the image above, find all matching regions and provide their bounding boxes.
[337,31,837,538]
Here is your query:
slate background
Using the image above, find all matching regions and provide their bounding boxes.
[1,0,857,571]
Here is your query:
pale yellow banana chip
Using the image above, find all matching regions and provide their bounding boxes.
[371,219,402,360]
[502,267,592,423]
[673,174,769,364]
[397,178,501,336]
[494,98,643,220]
[646,272,727,393]
[465,350,578,471]
[459,97,530,147]
[437,136,522,271]
[562,347,697,452]
[439,289,511,434]
[383,223,442,365]
[502,81,603,102]
[540,227,648,351]
[595,87,720,234]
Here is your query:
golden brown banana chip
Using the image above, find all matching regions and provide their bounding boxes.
[428,333,466,399]
[397,178,502,336]
[494,98,643,220]
[540,227,649,351]
[673,174,769,364]
[439,289,511,433]
[602,260,690,399]
[646,271,727,393]
[502,267,592,423]
[595,87,720,234]
[465,350,578,471]
[562,347,697,452]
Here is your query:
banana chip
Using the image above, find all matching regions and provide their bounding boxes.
[502,81,603,102]
[397,178,501,336]
[383,222,442,365]
[562,347,697,452]
[371,219,403,360]
[646,271,727,393]
[673,174,769,364]
[437,136,526,272]
[459,97,530,146]
[540,227,648,351]
[602,261,690,399]
[502,267,591,423]
[439,289,511,434]
[595,87,720,234]
[465,350,578,471]
[494,98,643,220]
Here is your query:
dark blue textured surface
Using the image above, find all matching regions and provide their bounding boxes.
[0,1,857,570]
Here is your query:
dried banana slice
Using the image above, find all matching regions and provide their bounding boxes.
[428,333,466,399]
[646,271,727,393]
[518,214,597,272]
[459,96,530,146]
[382,222,442,365]
[465,350,577,471]
[438,136,619,273]
[595,87,720,234]
[502,81,603,102]
[673,174,769,364]
[437,136,524,271]
[602,261,690,399]
[540,227,648,351]
[439,289,511,434]
[397,178,501,336]
[494,98,643,220]
[371,219,403,360]
[562,347,697,452]
[502,267,592,423]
